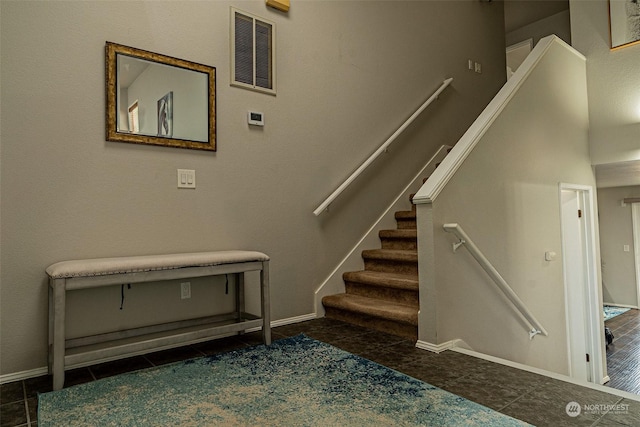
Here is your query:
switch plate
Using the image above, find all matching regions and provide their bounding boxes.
[624,245,630,252]
[474,62,482,73]
[177,169,196,189]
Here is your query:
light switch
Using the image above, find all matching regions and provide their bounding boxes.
[177,169,196,189]
[624,245,630,252]
[545,251,557,261]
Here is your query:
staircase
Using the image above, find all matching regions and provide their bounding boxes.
[322,194,419,341]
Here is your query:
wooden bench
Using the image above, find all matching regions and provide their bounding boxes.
[46,250,270,390]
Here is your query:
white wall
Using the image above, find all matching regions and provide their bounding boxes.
[126,63,209,141]
[418,38,595,375]
[570,0,640,166]
[0,1,506,376]
[598,186,640,307]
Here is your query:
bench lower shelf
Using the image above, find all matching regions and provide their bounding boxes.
[59,314,263,369]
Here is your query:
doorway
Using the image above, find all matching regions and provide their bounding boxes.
[559,184,605,384]
[633,203,640,309]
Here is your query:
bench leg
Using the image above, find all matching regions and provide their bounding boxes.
[261,261,271,345]
[51,278,66,390]
[236,273,245,323]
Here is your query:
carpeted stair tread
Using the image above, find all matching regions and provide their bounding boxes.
[322,293,418,326]
[362,249,418,262]
[379,229,417,239]
[394,210,417,229]
[343,270,417,291]
[394,210,416,220]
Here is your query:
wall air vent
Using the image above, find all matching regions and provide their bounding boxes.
[231,8,276,95]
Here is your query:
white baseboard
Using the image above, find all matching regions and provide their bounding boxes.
[451,346,640,402]
[1,313,318,385]
[0,367,49,385]
[415,338,463,353]
[603,302,638,309]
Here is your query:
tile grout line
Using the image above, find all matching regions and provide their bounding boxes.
[589,396,625,427]
[22,380,31,427]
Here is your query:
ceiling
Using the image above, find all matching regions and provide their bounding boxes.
[595,161,640,188]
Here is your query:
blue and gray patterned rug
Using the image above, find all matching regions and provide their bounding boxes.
[39,334,529,426]
[604,305,630,321]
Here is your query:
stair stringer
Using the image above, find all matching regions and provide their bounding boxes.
[314,145,452,316]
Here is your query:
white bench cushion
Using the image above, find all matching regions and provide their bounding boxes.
[46,251,269,279]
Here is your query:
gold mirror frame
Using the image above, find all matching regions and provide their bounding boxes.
[106,42,216,151]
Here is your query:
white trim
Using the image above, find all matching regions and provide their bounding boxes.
[414,35,585,205]
[559,183,605,386]
[450,347,640,402]
[0,367,49,385]
[0,313,318,384]
[632,203,640,309]
[313,145,452,314]
[230,7,277,96]
[415,339,464,354]
[506,38,533,54]
[271,313,318,327]
[603,302,639,309]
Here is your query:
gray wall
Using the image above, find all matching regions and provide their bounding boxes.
[417,38,595,375]
[0,1,506,376]
[570,0,640,166]
[598,186,640,307]
[506,10,571,47]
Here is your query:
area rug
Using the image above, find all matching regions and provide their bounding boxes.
[39,334,530,426]
[604,305,630,321]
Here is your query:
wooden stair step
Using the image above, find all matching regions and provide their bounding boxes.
[322,294,417,325]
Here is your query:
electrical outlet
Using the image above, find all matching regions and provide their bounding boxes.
[181,282,191,299]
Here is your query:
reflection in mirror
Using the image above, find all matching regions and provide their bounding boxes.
[106,42,216,151]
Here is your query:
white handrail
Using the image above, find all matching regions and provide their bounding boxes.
[313,78,454,216]
[443,223,548,339]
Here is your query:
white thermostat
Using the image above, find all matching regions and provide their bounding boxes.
[248,111,264,126]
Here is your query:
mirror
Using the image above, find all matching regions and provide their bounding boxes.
[106,42,216,151]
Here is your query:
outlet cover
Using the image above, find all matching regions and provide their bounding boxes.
[181,282,191,299]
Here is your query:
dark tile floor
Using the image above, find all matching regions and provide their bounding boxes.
[605,308,640,395]
[2,318,639,426]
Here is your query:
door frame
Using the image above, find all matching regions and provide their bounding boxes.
[559,183,605,384]
[632,202,640,309]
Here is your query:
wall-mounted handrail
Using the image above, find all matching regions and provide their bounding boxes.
[443,223,548,339]
[313,78,453,216]
[413,36,581,205]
